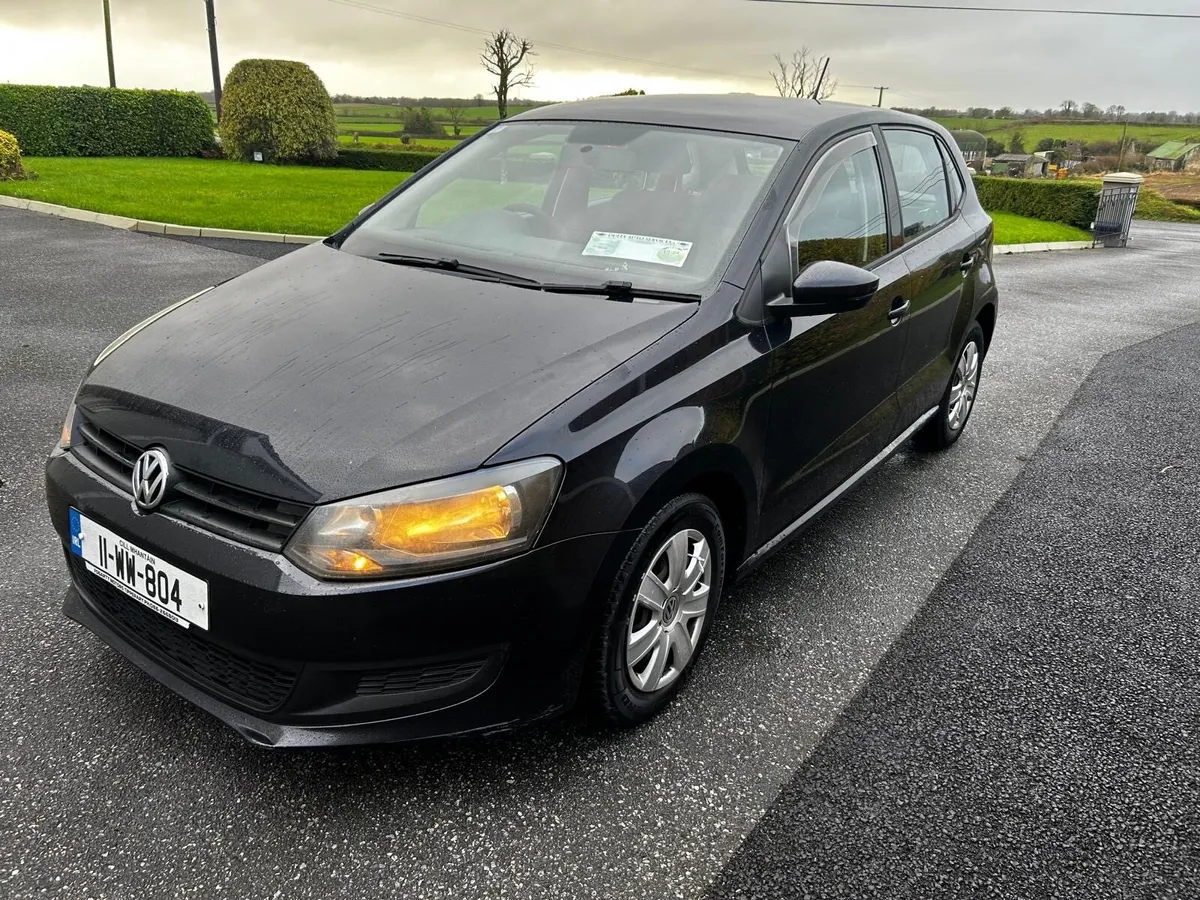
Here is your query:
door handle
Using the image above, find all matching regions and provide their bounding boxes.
[960,253,976,275]
[888,297,910,325]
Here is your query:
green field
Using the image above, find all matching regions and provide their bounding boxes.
[989,212,1091,245]
[933,116,1200,151]
[0,157,410,234]
[334,103,541,122]
[336,135,463,150]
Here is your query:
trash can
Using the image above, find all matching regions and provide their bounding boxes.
[1092,172,1144,248]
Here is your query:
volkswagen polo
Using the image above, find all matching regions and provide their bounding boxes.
[47,95,998,746]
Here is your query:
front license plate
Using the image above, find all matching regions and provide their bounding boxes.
[69,508,209,630]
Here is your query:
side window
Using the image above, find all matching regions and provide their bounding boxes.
[939,139,965,211]
[786,140,889,279]
[883,130,951,239]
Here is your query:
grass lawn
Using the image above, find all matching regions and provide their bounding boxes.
[2,157,411,235]
[990,212,1091,245]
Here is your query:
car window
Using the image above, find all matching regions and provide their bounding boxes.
[341,121,789,294]
[786,138,889,278]
[415,136,561,227]
[883,129,951,239]
[938,139,965,211]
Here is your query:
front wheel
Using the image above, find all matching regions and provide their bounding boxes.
[912,322,985,452]
[589,494,726,727]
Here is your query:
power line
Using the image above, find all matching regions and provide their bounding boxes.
[323,0,777,83]
[745,0,1200,19]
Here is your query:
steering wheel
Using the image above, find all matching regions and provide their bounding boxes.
[504,203,560,238]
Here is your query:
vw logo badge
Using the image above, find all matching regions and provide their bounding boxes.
[131,448,171,512]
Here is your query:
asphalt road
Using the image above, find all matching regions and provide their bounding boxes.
[710,321,1200,900]
[1,209,1198,899]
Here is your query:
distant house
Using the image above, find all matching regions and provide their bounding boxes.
[990,153,1049,178]
[949,130,987,169]
[1145,141,1200,172]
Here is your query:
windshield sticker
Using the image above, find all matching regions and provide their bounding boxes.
[582,232,694,268]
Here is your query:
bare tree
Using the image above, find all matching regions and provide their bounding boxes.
[1060,99,1078,117]
[770,48,837,100]
[481,30,535,119]
[446,104,466,136]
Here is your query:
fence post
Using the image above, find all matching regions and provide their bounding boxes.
[1092,172,1144,248]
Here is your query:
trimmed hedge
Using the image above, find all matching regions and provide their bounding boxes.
[0,85,213,157]
[323,147,443,172]
[219,59,337,163]
[973,176,1100,230]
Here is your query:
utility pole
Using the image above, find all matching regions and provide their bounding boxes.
[1116,119,1129,170]
[205,0,222,121]
[102,0,116,88]
[874,86,889,108]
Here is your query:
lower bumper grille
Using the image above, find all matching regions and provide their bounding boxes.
[356,659,488,696]
[69,555,299,712]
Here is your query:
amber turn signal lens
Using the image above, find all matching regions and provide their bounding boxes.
[317,549,385,575]
[58,402,77,450]
[377,486,517,555]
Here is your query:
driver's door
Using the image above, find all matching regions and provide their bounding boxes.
[758,131,910,543]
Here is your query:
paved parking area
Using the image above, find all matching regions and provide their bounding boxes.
[1,209,1198,899]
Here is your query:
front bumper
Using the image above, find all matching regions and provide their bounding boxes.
[48,451,625,746]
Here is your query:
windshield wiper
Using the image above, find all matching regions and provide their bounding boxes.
[373,254,537,284]
[531,280,701,304]
[374,257,699,303]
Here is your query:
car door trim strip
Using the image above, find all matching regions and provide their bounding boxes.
[740,405,940,571]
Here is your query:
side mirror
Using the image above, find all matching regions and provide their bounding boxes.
[769,260,880,316]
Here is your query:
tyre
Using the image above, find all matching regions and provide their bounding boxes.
[912,322,986,452]
[589,493,726,727]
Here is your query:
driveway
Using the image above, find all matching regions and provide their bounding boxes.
[1,210,1198,899]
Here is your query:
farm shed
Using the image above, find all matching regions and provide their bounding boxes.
[990,153,1049,178]
[1145,141,1200,172]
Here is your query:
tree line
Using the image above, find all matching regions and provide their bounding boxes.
[898,103,1200,125]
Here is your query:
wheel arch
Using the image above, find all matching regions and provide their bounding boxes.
[620,445,758,570]
[976,301,997,356]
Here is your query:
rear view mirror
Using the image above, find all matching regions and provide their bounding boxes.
[769,260,880,316]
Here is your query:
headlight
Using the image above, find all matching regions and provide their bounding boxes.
[93,286,215,368]
[57,400,77,450]
[284,457,562,579]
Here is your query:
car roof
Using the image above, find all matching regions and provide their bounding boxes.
[508,94,934,141]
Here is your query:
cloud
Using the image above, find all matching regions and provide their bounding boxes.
[2,0,1197,111]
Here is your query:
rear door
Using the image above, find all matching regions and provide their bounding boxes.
[879,128,981,423]
[758,130,909,542]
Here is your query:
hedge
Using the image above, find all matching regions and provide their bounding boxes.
[973,177,1100,230]
[322,147,444,172]
[0,85,214,157]
[219,59,337,163]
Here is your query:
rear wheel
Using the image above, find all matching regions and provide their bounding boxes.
[589,494,726,727]
[913,322,985,452]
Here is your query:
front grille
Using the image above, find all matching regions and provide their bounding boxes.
[69,555,299,712]
[356,659,488,696]
[73,418,311,551]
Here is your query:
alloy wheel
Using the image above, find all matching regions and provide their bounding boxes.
[625,528,712,694]
[948,341,980,432]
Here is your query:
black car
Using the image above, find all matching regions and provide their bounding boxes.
[47,95,998,746]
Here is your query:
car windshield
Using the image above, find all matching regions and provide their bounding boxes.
[339,120,789,293]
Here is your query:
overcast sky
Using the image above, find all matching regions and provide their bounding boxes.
[1,0,1197,111]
